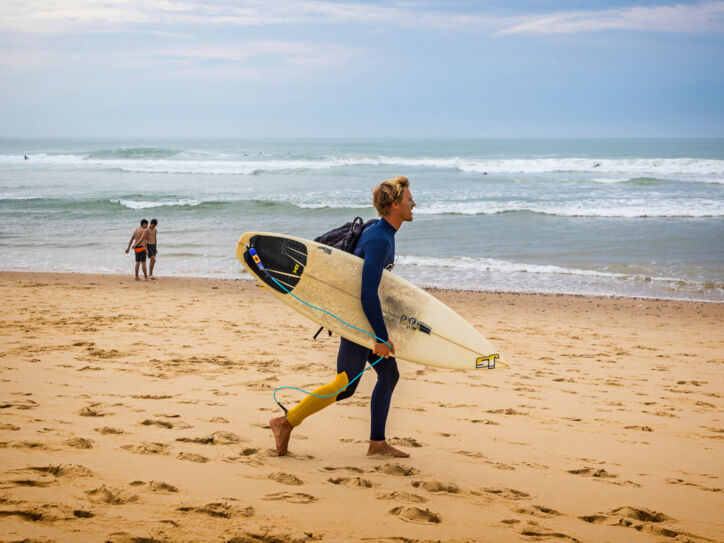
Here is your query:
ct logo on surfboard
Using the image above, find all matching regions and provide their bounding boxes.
[476,355,499,369]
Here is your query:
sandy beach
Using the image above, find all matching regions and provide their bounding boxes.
[1,271,722,543]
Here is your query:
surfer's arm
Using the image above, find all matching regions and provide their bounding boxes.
[360,238,390,343]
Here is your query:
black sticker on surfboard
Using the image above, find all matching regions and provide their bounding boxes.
[245,235,308,294]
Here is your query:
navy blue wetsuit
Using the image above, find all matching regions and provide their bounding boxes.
[335,218,399,441]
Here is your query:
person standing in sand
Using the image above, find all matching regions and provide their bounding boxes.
[125,219,149,281]
[146,219,158,280]
[270,176,415,458]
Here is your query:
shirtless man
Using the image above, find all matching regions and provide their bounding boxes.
[270,176,415,458]
[146,219,158,279]
[125,219,149,281]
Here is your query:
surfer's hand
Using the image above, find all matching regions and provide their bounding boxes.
[373,341,395,358]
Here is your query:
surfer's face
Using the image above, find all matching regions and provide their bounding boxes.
[399,187,415,222]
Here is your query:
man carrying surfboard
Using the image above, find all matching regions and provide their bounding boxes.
[270,176,415,457]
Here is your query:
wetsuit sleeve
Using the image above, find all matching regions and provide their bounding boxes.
[360,238,391,343]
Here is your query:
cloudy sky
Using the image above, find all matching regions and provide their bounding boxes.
[1,0,723,137]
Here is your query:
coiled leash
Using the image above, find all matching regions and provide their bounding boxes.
[247,247,390,413]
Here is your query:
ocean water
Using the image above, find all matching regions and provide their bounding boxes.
[0,138,722,302]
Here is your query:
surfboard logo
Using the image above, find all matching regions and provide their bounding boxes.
[400,315,431,335]
[292,264,299,274]
[317,245,332,255]
[476,354,499,369]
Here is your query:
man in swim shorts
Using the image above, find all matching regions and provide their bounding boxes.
[270,176,415,458]
[125,219,149,281]
[146,219,158,279]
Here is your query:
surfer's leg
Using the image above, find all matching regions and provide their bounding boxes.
[272,369,350,455]
[369,357,399,441]
[367,357,408,457]
[283,338,366,427]
[284,371,350,427]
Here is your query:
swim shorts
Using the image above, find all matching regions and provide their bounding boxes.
[134,246,147,262]
[146,244,157,258]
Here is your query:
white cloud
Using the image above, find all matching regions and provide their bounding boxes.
[497,1,724,35]
[0,0,504,34]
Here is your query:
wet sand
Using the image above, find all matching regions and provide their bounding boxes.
[1,271,722,542]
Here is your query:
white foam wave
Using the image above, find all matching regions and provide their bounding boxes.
[413,199,724,218]
[395,254,684,284]
[1,153,722,181]
[113,198,202,210]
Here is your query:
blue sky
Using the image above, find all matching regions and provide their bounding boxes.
[1,1,723,137]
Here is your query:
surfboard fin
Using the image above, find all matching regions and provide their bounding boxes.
[312,326,333,340]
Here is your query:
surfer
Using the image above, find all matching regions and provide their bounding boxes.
[125,219,150,281]
[146,219,158,280]
[270,176,415,458]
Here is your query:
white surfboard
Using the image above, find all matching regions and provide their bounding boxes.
[236,232,500,371]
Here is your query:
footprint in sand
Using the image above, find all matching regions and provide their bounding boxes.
[85,485,138,505]
[140,419,174,429]
[105,533,163,543]
[388,437,423,448]
[481,487,531,501]
[176,431,243,445]
[388,506,441,524]
[78,406,111,417]
[666,478,721,493]
[411,480,460,494]
[223,447,268,466]
[0,423,20,431]
[376,491,427,503]
[0,504,95,522]
[322,465,365,474]
[375,463,420,477]
[121,442,170,455]
[262,492,318,504]
[579,506,703,539]
[95,426,124,435]
[64,437,94,449]
[516,505,563,518]
[519,522,578,542]
[177,452,209,463]
[129,480,179,493]
[568,467,640,487]
[177,502,254,518]
[268,472,304,486]
[327,477,374,488]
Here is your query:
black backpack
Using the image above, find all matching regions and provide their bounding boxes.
[311,216,376,339]
[314,216,377,254]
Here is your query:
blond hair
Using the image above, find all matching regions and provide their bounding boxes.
[372,176,409,217]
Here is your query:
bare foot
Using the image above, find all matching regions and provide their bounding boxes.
[366,440,409,458]
[149,276,156,280]
[270,416,293,456]
[135,277,141,281]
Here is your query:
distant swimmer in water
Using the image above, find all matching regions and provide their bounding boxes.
[593,162,601,167]
[24,155,29,160]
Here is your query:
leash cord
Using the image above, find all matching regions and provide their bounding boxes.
[247,247,388,412]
